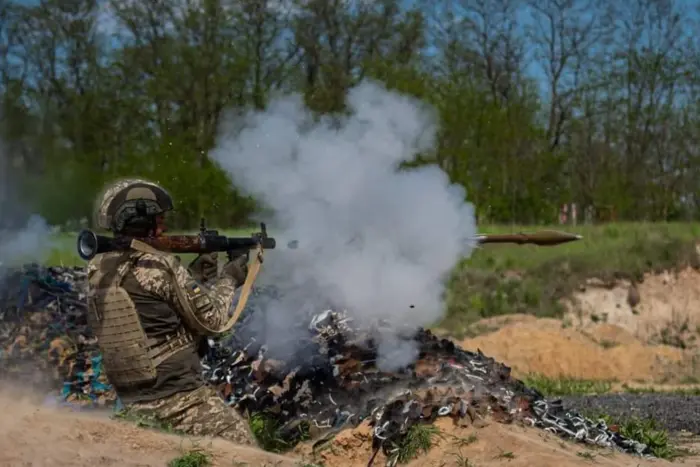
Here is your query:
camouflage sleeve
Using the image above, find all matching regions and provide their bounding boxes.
[131,253,237,335]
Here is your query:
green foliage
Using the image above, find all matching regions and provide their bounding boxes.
[1,0,698,228]
[522,375,613,396]
[388,424,441,464]
[249,412,310,453]
[592,415,677,459]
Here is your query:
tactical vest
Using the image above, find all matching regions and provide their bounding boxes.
[86,252,194,389]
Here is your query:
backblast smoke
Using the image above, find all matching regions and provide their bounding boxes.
[0,142,54,272]
[210,81,477,369]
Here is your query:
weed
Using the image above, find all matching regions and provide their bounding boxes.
[249,412,309,453]
[168,449,211,467]
[452,450,475,466]
[451,433,478,448]
[599,339,618,349]
[588,414,680,459]
[494,448,515,460]
[388,423,441,464]
[523,374,612,396]
[112,408,179,434]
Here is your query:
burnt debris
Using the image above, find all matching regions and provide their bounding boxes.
[0,265,653,463]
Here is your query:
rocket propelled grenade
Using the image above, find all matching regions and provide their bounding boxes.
[475,230,582,246]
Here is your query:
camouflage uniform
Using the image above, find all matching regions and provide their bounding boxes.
[86,178,255,445]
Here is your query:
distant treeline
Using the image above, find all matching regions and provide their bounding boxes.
[1,0,699,228]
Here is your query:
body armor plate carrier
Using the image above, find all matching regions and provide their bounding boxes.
[87,253,193,388]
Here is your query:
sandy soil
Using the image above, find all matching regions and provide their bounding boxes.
[4,379,693,467]
[0,387,300,467]
[460,315,697,382]
[457,268,700,383]
[565,267,700,349]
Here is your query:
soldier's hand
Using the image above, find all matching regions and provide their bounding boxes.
[222,250,249,287]
[188,253,219,284]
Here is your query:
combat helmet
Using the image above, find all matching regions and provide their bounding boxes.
[95,178,174,233]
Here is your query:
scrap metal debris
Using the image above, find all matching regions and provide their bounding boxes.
[0,265,654,463]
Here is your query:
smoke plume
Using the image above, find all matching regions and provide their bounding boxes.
[210,81,477,369]
[0,142,54,271]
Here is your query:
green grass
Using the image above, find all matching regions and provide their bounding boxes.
[388,424,441,464]
[523,374,613,396]
[590,415,679,459]
[112,407,182,434]
[168,449,211,467]
[249,412,310,453]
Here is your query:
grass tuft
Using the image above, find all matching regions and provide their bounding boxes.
[168,449,211,467]
[523,374,613,396]
[388,423,441,464]
[249,412,309,453]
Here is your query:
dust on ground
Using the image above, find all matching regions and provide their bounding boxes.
[0,387,300,467]
[296,416,686,467]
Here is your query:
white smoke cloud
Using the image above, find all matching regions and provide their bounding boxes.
[211,80,477,368]
[0,144,54,270]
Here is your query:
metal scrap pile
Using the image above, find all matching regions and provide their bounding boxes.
[0,265,653,463]
[0,265,115,406]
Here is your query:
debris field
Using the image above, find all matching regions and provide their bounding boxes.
[0,265,656,465]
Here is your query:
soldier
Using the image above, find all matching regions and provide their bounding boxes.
[86,178,255,445]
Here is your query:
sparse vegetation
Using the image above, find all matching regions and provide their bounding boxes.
[168,449,211,467]
[452,450,476,467]
[389,423,441,464]
[112,407,179,434]
[249,412,309,453]
[451,433,478,448]
[582,413,680,460]
[442,222,700,334]
[523,374,613,396]
[494,449,515,460]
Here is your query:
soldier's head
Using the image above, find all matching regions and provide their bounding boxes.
[95,178,174,236]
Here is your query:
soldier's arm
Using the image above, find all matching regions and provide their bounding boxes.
[133,253,236,335]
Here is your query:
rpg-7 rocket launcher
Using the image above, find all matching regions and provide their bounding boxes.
[77,219,278,333]
[76,219,276,262]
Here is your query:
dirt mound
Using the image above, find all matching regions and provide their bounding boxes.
[460,316,694,382]
[0,387,299,467]
[565,267,700,348]
[295,417,673,467]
